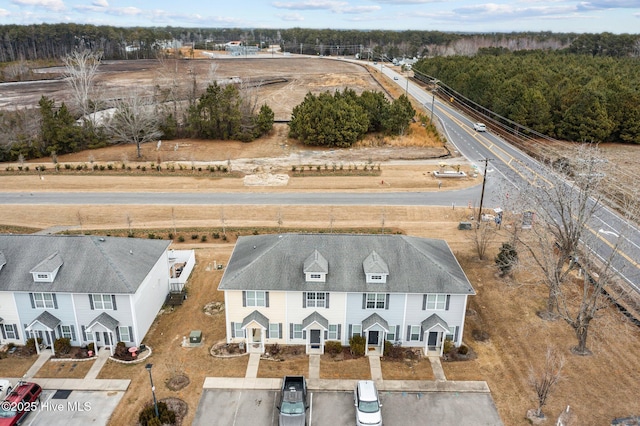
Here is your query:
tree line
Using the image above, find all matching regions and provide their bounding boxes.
[1,23,638,69]
[289,90,415,148]
[413,50,640,144]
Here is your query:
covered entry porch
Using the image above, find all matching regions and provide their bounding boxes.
[25,311,60,355]
[422,314,450,356]
[241,310,269,354]
[302,311,328,355]
[86,312,119,356]
[362,313,389,356]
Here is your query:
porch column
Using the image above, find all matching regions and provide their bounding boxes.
[108,332,115,356]
[34,331,41,355]
[49,330,55,356]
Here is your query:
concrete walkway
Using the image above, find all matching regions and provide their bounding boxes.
[84,347,111,380]
[309,354,320,379]
[368,355,383,382]
[245,353,261,378]
[428,356,447,381]
[24,349,52,378]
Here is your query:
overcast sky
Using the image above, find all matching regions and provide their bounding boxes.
[1,0,638,34]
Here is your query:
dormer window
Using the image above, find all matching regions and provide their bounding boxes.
[363,251,389,284]
[30,252,63,283]
[303,250,328,283]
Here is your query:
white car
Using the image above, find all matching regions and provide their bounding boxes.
[0,379,13,396]
[473,122,487,132]
[354,380,382,426]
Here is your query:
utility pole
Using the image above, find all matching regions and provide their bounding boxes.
[477,158,493,226]
[430,79,439,124]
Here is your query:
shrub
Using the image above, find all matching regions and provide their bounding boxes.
[54,337,71,355]
[457,344,469,355]
[76,164,83,171]
[114,341,128,358]
[212,232,220,239]
[87,342,95,353]
[24,166,29,171]
[25,337,43,355]
[141,166,146,172]
[138,401,176,426]
[443,339,455,355]
[148,233,156,239]
[99,165,105,171]
[383,341,405,359]
[266,343,281,356]
[349,335,366,357]
[168,233,174,240]
[64,164,71,170]
[178,235,185,242]
[325,340,343,356]
[191,234,198,240]
[107,164,113,170]
[93,164,98,171]
[201,235,207,242]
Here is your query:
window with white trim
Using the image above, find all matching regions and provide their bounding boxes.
[33,292,55,309]
[3,324,17,339]
[409,325,421,341]
[269,323,280,339]
[234,323,245,338]
[387,326,396,342]
[293,324,303,339]
[60,325,73,340]
[92,294,113,310]
[246,291,266,307]
[310,274,321,279]
[86,331,94,341]
[446,326,456,341]
[37,274,49,279]
[119,326,131,342]
[328,324,338,340]
[426,294,447,310]
[306,292,326,308]
[351,324,362,338]
[366,293,386,309]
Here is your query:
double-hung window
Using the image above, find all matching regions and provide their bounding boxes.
[33,292,55,309]
[93,294,114,310]
[293,324,303,339]
[409,325,421,341]
[269,323,280,339]
[245,291,266,307]
[328,324,338,340]
[119,326,131,342]
[234,323,245,338]
[3,324,17,339]
[60,325,73,340]
[365,293,386,309]
[351,324,362,338]
[425,294,447,310]
[387,326,396,342]
[306,292,326,308]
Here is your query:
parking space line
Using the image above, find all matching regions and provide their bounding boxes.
[232,391,242,426]
[309,392,313,426]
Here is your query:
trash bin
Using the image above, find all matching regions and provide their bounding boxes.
[189,330,202,344]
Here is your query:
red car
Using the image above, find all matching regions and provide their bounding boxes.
[0,381,42,425]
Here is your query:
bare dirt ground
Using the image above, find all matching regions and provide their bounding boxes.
[2,53,640,426]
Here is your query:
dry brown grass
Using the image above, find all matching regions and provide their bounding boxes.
[34,359,95,379]
[258,357,309,378]
[0,354,37,377]
[319,356,371,380]
[380,358,435,381]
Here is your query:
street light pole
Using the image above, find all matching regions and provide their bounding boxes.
[145,363,159,418]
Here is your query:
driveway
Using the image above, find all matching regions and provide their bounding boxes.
[194,389,503,426]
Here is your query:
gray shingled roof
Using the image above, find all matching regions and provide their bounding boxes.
[218,234,475,295]
[0,235,170,294]
[30,252,63,274]
[362,313,389,332]
[303,249,328,273]
[242,310,269,329]
[421,313,449,331]
[302,311,329,330]
[28,311,61,330]
[87,312,119,331]
[363,251,389,274]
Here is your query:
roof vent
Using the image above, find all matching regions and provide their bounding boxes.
[129,250,133,255]
[99,237,106,242]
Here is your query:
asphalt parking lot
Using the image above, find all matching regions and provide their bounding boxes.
[193,389,503,426]
[21,389,124,426]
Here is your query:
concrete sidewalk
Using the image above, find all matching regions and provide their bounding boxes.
[84,347,111,380]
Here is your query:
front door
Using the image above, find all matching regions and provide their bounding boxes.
[310,330,321,349]
[252,328,261,343]
[368,330,379,346]
[428,331,438,350]
[103,332,111,346]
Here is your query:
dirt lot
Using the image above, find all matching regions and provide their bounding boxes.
[2,54,640,426]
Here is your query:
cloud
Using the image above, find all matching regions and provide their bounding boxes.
[341,5,382,13]
[11,0,65,12]
[578,0,640,10]
[272,1,346,10]
[0,9,10,17]
[449,2,578,20]
[278,12,305,21]
[92,0,108,7]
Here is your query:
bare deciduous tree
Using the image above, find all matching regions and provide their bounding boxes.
[528,346,565,419]
[62,50,102,119]
[105,91,162,158]
[467,218,498,260]
[515,144,638,354]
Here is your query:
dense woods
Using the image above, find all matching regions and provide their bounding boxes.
[413,50,640,144]
[2,24,637,68]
